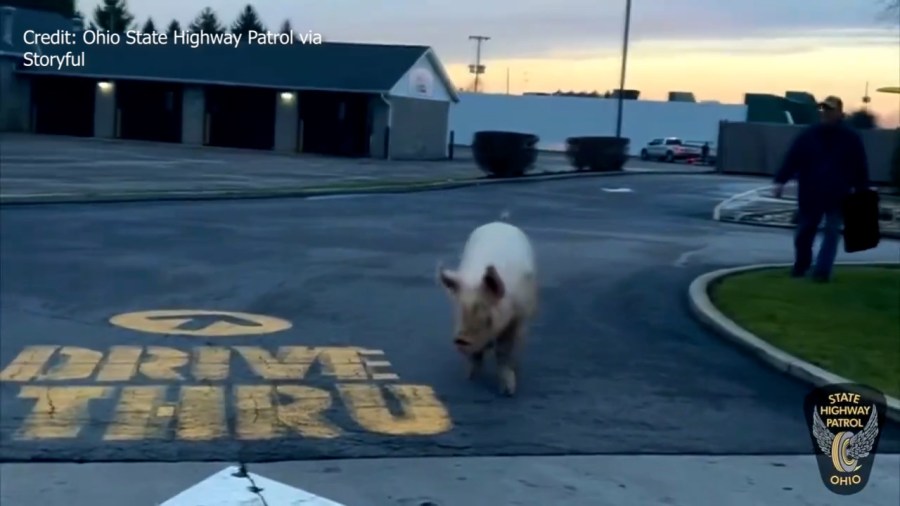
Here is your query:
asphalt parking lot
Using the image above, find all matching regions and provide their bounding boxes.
[2,170,899,505]
[0,134,687,199]
[2,174,898,465]
[0,133,475,194]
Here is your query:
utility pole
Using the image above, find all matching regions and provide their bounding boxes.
[615,0,632,138]
[468,35,490,93]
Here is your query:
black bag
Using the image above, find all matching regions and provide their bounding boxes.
[841,189,881,253]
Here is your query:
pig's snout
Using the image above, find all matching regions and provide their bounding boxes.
[453,337,475,354]
[454,336,493,355]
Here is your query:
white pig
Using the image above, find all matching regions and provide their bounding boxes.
[437,214,537,396]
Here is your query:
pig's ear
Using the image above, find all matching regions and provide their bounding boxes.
[481,265,505,299]
[438,267,460,293]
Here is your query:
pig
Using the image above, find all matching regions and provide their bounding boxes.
[437,213,537,396]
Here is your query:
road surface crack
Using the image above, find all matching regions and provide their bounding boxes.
[233,462,268,505]
[45,390,56,416]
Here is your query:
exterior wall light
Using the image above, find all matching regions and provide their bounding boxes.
[280,91,295,102]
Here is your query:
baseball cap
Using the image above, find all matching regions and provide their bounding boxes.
[818,95,843,111]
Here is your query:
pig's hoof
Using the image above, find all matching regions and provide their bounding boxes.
[498,369,516,396]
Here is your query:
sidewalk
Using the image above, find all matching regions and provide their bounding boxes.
[0,134,711,204]
[3,455,898,506]
[714,184,900,238]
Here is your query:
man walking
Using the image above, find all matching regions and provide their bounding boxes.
[772,95,870,282]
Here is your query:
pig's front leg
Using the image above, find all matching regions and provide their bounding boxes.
[495,320,522,396]
[466,349,484,380]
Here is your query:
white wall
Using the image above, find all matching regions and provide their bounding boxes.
[389,53,452,102]
[449,92,748,154]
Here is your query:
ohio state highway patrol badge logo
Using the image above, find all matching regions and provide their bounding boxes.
[804,383,886,495]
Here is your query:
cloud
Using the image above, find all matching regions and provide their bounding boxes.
[540,28,900,61]
[78,0,899,62]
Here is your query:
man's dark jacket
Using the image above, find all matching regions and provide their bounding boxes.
[774,121,870,211]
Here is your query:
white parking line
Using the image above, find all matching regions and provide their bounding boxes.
[712,185,778,220]
[159,465,345,506]
[673,246,706,267]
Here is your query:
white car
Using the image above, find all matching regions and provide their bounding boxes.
[640,137,704,162]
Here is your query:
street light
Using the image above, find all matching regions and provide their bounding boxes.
[615,0,633,138]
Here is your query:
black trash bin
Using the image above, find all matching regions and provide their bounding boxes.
[565,136,630,172]
[472,131,539,178]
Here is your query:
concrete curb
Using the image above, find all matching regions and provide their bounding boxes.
[711,186,773,221]
[712,191,900,240]
[687,261,900,423]
[714,214,900,240]
[0,168,714,206]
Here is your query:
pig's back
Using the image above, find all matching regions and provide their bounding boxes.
[459,222,536,306]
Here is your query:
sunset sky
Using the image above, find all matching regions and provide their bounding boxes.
[81,0,900,126]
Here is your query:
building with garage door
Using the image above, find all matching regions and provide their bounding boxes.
[0,6,459,160]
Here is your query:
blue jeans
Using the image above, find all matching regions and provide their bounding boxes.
[793,207,842,279]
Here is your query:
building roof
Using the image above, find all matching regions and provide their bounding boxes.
[0,4,76,55]
[22,38,432,94]
[1,6,459,100]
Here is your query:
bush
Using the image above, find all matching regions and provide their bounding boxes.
[564,136,629,172]
[471,131,539,178]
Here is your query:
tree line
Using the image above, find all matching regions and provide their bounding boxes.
[11,0,301,39]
